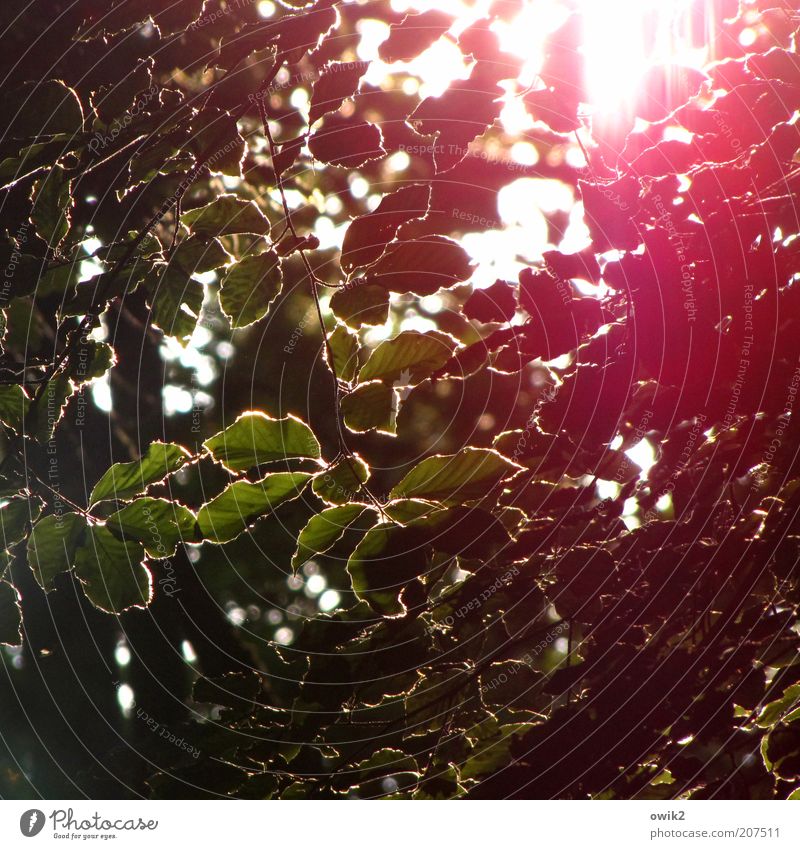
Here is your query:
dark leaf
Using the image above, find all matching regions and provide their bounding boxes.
[379,10,453,63]
[368,236,473,296]
[309,61,369,125]
[341,184,431,273]
[309,115,385,169]
[463,280,517,323]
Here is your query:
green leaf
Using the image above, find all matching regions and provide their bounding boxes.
[107,497,197,558]
[327,322,360,383]
[197,472,312,544]
[89,441,191,505]
[219,251,283,328]
[0,384,31,434]
[30,164,71,249]
[0,496,41,547]
[341,381,396,435]
[203,411,320,472]
[346,523,429,616]
[390,448,523,504]
[27,512,88,591]
[74,525,152,613]
[312,455,369,505]
[330,283,390,328]
[31,375,75,442]
[461,717,534,780]
[0,580,22,646]
[183,195,271,237]
[147,265,204,340]
[359,330,456,384]
[171,236,232,274]
[384,499,439,524]
[69,340,115,384]
[292,503,373,572]
[757,683,800,729]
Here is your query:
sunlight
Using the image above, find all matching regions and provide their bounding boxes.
[577,0,703,117]
[384,0,708,283]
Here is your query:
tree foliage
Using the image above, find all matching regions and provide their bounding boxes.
[1,0,800,799]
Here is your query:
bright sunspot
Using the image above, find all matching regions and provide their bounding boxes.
[386,0,709,285]
[578,0,702,116]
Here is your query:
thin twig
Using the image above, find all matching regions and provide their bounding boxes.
[256,80,384,514]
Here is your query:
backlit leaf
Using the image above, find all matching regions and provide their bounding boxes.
[183,195,271,237]
[379,10,453,63]
[203,411,321,472]
[341,184,430,273]
[309,115,384,169]
[0,385,31,434]
[341,381,396,435]
[90,442,191,505]
[327,322,360,383]
[312,455,369,505]
[107,497,198,557]
[197,472,312,544]
[330,283,390,328]
[0,580,22,646]
[0,496,41,548]
[368,236,473,296]
[292,503,372,572]
[74,525,152,613]
[27,512,88,591]
[360,330,457,384]
[390,448,523,504]
[219,251,283,328]
[30,164,71,249]
[309,61,369,125]
[347,523,429,616]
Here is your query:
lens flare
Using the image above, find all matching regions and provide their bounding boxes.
[578,0,702,118]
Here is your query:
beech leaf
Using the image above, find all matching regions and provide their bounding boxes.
[309,61,369,125]
[341,184,431,273]
[219,251,283,328]
[90,442,192,505]
[359,330,457,384]
[197,472,312,544]
[203,411,321,472]
[309,115,384,169]
[390,448,523,504]
[292,503,373,572]
[182,195,272,237]
[74,526,153,614]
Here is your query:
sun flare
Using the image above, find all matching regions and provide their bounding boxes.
[576,0,705,116]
